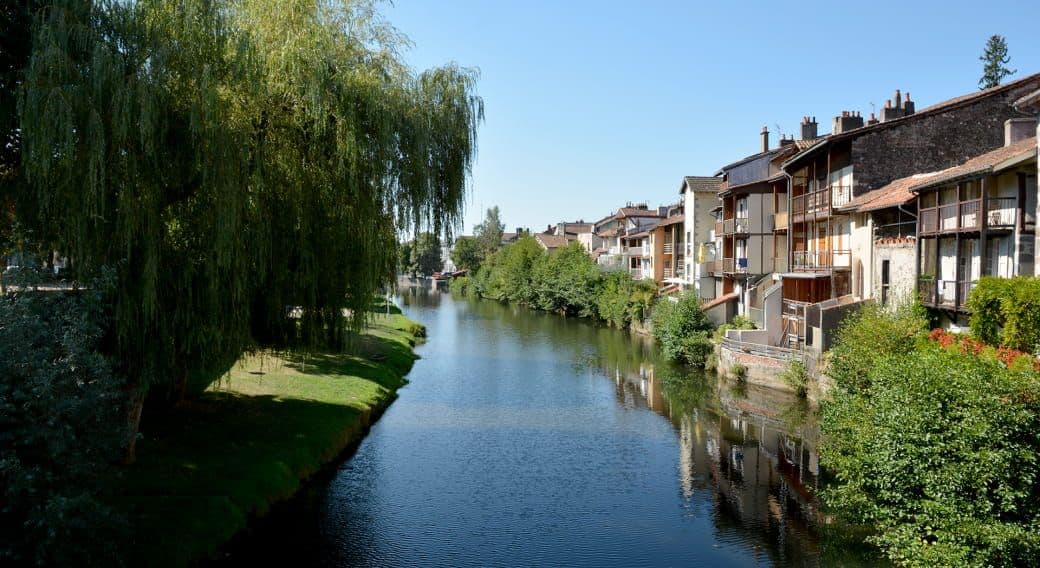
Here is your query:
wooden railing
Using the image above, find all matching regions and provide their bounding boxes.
[714,221,723,236]
[791,185,851,219]
[722,258,735,273]
[919,277,974,309]
[918,197,1018,235]
[663,243,674,254]
[723,218,735,234]
[792,249,851,270]
[774,211,788,230]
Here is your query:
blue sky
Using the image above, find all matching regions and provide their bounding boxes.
[384,0,1040,234]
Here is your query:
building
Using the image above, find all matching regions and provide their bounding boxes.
[913,132,1037,326]
[1013,89,1040,273]
[679,176,723,298]
[533,232,573,252]
[595,204,664,270]
[775,76,1040,351]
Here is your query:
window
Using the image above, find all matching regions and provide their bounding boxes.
[881,260,890,306]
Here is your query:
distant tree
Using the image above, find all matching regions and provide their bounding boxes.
[409,232,443,276]
[398,240,414,275]
[450,235,482,271]
[473,206,505,260]
[979,34,1016,89]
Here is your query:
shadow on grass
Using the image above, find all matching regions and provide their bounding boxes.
[281,333,417,385]
[122,391,391,567]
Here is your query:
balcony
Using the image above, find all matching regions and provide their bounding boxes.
[704,260,719,274]
[663,243,674,254]
[723,218,735,234]
[920,197,1016,235]
[790,185,851,222]
[722,257,734,273]
[792,249,851,270]
[623,246,644,256]
[714,221,723,236]
[774,211,788,231]
[919,278,975,310]
[734,217,750,234]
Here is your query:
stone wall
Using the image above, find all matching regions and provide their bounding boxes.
[874,237,917,305]
[851,78,1040,196]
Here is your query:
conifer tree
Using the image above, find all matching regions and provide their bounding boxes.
[979,34,1016,89]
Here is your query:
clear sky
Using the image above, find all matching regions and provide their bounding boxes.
[383,0,1040,235]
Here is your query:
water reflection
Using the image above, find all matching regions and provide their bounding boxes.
[216,285,874,567]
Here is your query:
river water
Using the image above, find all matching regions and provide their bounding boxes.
[216,286,873,567]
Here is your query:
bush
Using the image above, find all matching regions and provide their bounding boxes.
[449,275,473,296]
[713,314,756,342]
[968,276,1040,353]
[730,362,747,381]
[827,300,928,392]
[0,282,127,565]
[779,358,809,397]
[651,293,714,365]
[821,345,1040,567]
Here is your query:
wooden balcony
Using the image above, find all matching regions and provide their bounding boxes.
[790,185,851,223]
[734,217,750,234]
[792,249,851,270]
[774,211,788,231]
[919,197,1017,236]
[704,260,719,274]
[919,277,975,310]
[663,243,674,254]
[722,257,735,273]
[714,221,723,236]
[723,218,735,234]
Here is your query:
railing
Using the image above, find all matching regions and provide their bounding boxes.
[630,268,644,278]
[704,260,719,274]
[792,249,852,270]
[663,243,674,254]
[920,278,961,308]
[958,280,976,307]
[663,268,673,279]
[918,278,938,305]
[790,184,851,219]
[774,211,788,230]
[714,221,723,237]
[722,257,735,273]
[959,200,980,230]
[988,198,1017,227]
[723,218,735,234]
[623,246,643,256]
[734,217,750,234]
[782,300,809,348]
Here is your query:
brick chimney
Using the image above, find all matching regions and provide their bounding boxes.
[780,134,795,147]
[832,110,865,134]
[1005,118,1038,146]
[800,116,818,140]
[880,89,915,122]
[761,126,769,153]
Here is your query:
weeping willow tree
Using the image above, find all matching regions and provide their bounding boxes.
[19,0,481,459]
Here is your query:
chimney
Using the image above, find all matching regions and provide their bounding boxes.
[780,134,795,147]
[903,91,915,116]
[832,111,865,134]
[761,126,769,153]
[867,112,880,126]
[881,89,911,122]
[800,116,818,140]
[1005,118,1038,146]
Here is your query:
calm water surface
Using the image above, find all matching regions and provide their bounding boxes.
[217,286,868,567]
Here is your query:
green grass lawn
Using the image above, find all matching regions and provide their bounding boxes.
[117,312,424,566]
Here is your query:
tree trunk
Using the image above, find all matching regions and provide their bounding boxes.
[171,367,188,406]
[122,386,146,464]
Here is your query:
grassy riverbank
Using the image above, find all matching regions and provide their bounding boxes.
[116,311,424,566]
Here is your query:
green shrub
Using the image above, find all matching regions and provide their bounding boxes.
[968,276,1040,353]
[821,345,1040,567]
[713,314,756,342]
[730,362,747,381]
[449,275,473,296]
[779,358,809,397]
[651,293,714,365]
[827,300,928,392]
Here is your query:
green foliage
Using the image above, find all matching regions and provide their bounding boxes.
[730,362,747,380]
[821,344,1040,567]
[18,0,482,435]
[979,34,1016,89]
[532,243,601,317]
[779,358,809,398]
[450,236,482,271]
[449,275,473,296]
[408,232,443,276]
[827,300,929,392]
[474,235,543,305]
[651,293,714,365]
[0,280,126,565]
[595,270,654,328]
[967,276,1040,353]
[713,314,756,342]
[473,206,505,261]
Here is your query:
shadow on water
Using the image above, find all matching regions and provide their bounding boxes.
[211,285,880,567]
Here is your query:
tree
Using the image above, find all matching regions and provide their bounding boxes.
[409,232,443,276]
[19,0,482,459]
[979,34,1016,89]
[473,206,505,260]
[450,235,482,271]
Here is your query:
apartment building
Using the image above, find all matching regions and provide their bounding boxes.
[679,176,723,298]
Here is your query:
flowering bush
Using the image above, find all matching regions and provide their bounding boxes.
[928,329,1040,371]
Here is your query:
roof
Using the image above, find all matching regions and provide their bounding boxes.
[627,230,650,238]
[680,176,722,194]
[715,148,781,176]
[1015,89,1040,109]
[701,292,739,311]
[659,214,684,227]
[533,233,572,250]
[783,73,1040,168]
[909,136,1037,193]
[837,171,944,213]
[597,228,619,237]
[616,207,662,218]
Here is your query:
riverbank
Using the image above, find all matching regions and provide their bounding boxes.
[115,311,424,566]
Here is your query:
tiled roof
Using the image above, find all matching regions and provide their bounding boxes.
[837,171,944,213]
[701,292,739,311]
[681,176,722,194]
[1015,88,1040,109]
[616,207,662,218]
[597,228,619,237]
[659,214,685,227]
[909,137,1037,192]
[534,233,572,250]
[627,230,650,238]
[559,222,593,234]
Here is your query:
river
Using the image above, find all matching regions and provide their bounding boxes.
[214,285,874,567]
